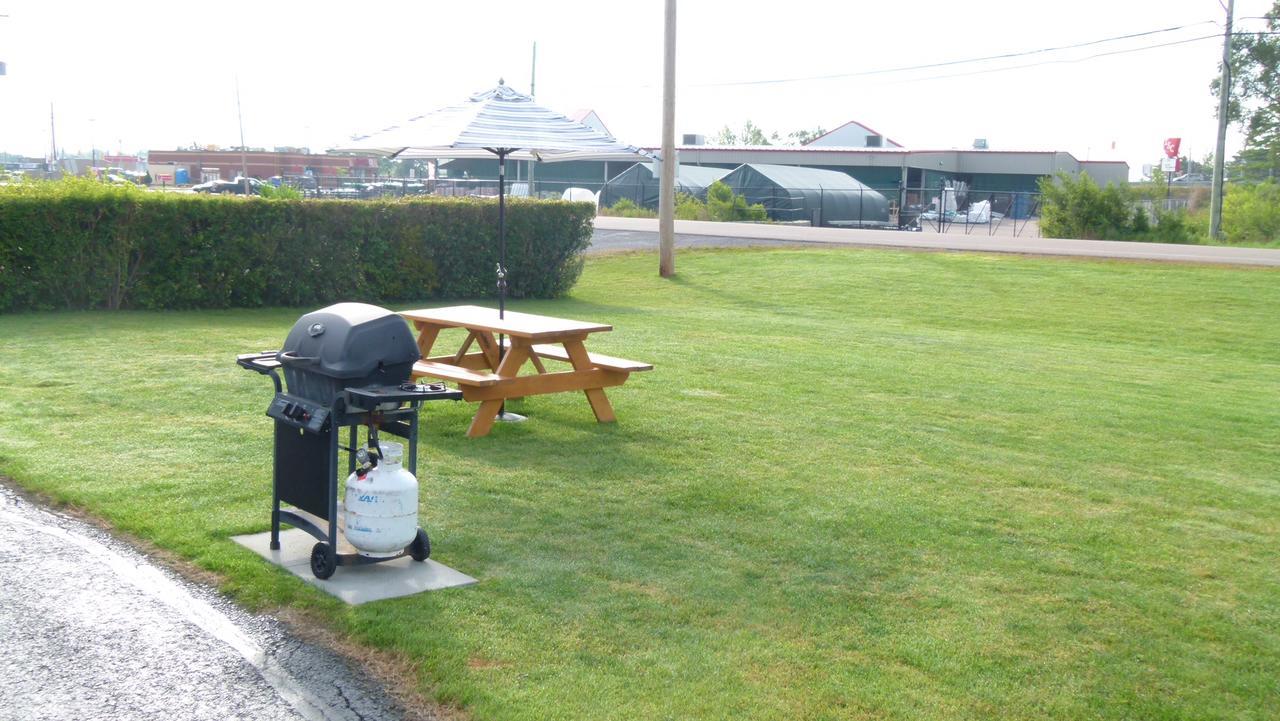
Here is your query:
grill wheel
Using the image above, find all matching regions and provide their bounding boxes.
[409,529,431,562]
[310,542,336,579]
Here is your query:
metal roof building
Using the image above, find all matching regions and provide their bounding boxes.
[666,145,1129,193]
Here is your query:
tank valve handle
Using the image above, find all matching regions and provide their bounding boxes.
[354,446,380,479]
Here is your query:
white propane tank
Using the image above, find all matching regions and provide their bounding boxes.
[344,440,419,556]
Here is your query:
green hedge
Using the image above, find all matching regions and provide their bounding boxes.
[0,178,595,311]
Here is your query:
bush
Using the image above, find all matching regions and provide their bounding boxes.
[0,177,595,311]
[1039,172,1132,240]
[674,192,709,221]
[599,198,657,219]
[597,185,765,223]
[1039,172,1199,243]
[705,181,767,222]
[1221,180,1280,245]
[259,183,303,200]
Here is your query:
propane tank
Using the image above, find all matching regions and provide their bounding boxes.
[344,440,419,556]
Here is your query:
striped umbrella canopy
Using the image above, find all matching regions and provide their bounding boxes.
[339,81,645,162]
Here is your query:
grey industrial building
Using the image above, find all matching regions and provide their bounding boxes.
[669,144,1128,194]
[432,115,1129,228]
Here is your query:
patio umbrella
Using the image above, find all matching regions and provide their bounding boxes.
[337,81,646,321]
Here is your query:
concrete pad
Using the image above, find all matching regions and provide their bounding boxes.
[232,529,477,605]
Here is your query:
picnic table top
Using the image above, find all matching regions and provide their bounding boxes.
[400,305,612,341]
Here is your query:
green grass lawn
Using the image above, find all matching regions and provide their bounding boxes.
[1,248,1278,720]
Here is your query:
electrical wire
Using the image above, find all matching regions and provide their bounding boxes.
[687,21,1222,88]
[684,29,1280,90]
[895,33,1222,84]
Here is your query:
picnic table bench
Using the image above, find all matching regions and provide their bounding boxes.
[401,305,651,437]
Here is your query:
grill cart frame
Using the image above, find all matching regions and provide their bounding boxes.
[237,350,460,579]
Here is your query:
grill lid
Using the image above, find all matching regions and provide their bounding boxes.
[279,302,419,380]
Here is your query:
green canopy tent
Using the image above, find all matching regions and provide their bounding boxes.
[599,162,730,209]
[720,163,890,227]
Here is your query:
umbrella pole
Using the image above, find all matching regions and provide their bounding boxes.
[496,150,522,423]
[498,150,507,321]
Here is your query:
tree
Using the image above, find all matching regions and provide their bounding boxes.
[713,125,738,145]
[1212,2,1280,182]
[788,127,827,145]
[740,120,774,145]
[712,121,776,146]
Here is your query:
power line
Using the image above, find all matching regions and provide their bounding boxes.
[688,21,1221,88]
[896,33,1222,84]
[890,30,1280,85]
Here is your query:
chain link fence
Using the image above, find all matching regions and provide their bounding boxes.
[276,175,1046,237]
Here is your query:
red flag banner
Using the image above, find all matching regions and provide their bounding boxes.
[1164,137,1182,158]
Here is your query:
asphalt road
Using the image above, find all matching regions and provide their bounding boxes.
[590,216,1280,266]
[0,482,412,721]
[588,226,811,255]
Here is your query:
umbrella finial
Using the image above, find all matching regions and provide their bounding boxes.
[498,77,505,86]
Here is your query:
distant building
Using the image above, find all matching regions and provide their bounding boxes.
[404,113,1131,197]
[666,144,1129,193]
[101,155,146,173]
[568,109,612,138]
[804,120,904,149]
[145,149,377,184]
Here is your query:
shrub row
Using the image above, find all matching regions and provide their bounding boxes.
[0,178,595,311]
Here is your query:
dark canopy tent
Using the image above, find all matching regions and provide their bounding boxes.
[599,162,730,209]
[720,163,890,226]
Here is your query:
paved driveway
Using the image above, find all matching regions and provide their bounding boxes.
[590,217,1280,267]
[0,482,414,721]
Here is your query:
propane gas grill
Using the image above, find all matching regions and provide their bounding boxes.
[237,302,461,579]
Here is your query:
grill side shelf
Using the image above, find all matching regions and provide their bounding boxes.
[237,351,282,373]
[344,384,463,406]
[238,351,284,393]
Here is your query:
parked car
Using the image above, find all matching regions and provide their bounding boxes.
[192,177,265,195]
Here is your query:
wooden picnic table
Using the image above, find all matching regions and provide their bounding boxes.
[401,305,651,437]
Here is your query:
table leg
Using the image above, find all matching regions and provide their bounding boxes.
[497,335,547,373]
[562,339,616,423]
[467,400,505,437]
[414,322,440,359]
[474,331,501,369]
[466,341,530,437]
[452,331,478,365]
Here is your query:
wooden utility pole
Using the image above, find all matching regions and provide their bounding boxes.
[1210,0,1233,240]
[49,103,57,170]
[236,76,248,193]
[658,0,677,277]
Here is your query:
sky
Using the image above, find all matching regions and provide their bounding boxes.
[0,0,1273,179]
